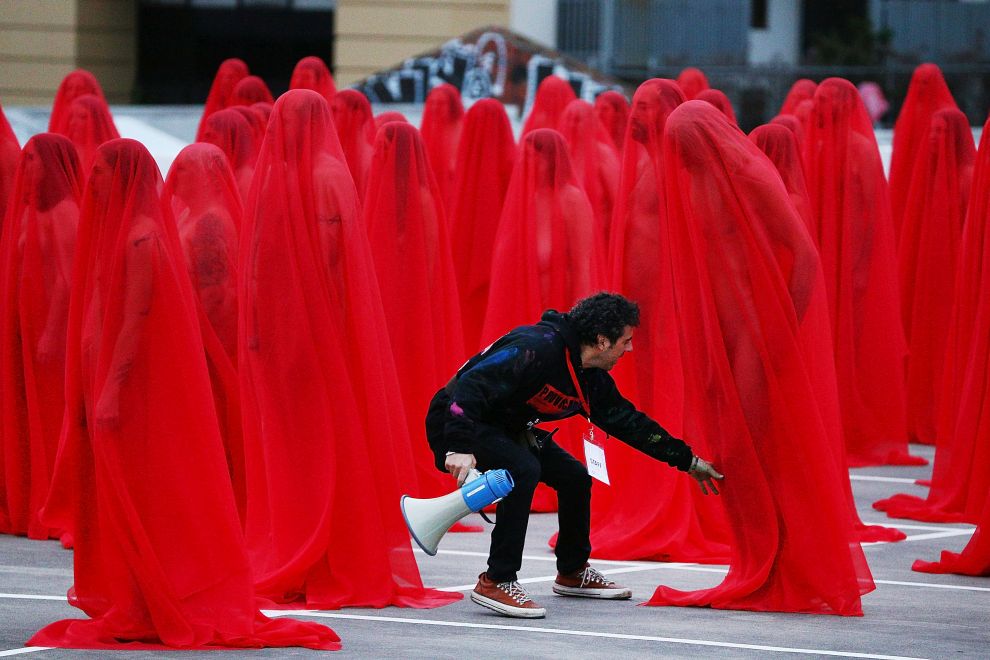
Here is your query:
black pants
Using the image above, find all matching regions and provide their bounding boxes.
[425,394,592,582]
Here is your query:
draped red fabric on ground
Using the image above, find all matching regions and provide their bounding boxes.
[419,83,464,213]
[238,90,460,610]
[889,64,957,239]
[695,89,737,125]
[676,67,709,100]
[592,79,730,562]
[913,499,990,576]
[62,94,120,172]
[0,134,82,540]
[48,70,107,135]
[594,90,630,154]
[162,143,245,521]
[802,78,924,467]
[522,76,577,136]
[646,101,873,615]
[31,138,339,650]
[0,101,19,222]
[874,117,990,525]
[780,78,817,115]
[750,123,906,544]
[229,76,274,107]
[363,122,466,499]
[290,56,336,102]
[897,108,974,446]
[196,58,249,141]
[198,107,260,202]
[447,98,515,352]
[331,90,376,202]
[481,128,605,512]
[559,99,619,247]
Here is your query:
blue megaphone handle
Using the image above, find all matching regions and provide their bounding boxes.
[460,469,514,512]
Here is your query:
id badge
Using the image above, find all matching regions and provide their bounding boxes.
[583,425,610,485]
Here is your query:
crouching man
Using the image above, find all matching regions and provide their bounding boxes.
[425,292,722,618]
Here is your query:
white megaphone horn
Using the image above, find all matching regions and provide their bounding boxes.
[401,468,515,556]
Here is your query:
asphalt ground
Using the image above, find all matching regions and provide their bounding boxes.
[2,443,988,659]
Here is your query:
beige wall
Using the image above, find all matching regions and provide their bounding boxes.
[335,0,510,87]
[0,0,136,106]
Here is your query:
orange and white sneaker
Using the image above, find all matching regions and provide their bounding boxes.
[553,563,632,599]
[471,572,547,618]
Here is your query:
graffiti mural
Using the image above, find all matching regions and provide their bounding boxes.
[354,26,625,116]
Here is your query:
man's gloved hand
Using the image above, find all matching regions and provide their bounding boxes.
[445,452,477,486]
[688,455,723,495]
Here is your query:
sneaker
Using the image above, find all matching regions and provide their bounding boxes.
[471,573,546,618]
[553,563,632,599]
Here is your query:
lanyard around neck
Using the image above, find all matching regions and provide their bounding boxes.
[564,347,590,420]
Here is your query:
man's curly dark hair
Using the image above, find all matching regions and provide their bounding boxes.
[567,292,640,346]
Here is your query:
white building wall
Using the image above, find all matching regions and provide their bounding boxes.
[748,0,801,65]
[509,0,557,49]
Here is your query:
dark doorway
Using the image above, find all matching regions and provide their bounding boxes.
[801,0,868,62]
[136,0,334,104]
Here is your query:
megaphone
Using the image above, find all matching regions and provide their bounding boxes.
[401,469,514,556]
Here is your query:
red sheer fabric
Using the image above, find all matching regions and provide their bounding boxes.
[230,106,267,147]
[363,122,465,499]
[749,124,813,233]
[913,499,990,576]
[230,76,274,107]
[196,58,249,141]
[770,113,805,149]
[793,99,814,135]
[594,90,630,153]
[874,117,990,525]
[646,101,873,615]
[290,56,336,102]
[448,98,515,352]
[0,101,19,222]
[897,108,975,445]
[62,94,120,172]
[780,79,817,115]
[592,79,730,562]
[251,101,272,125]
[238,90,460,609]
[331,90,376,201]
[0,135,82,539]
[198,108,260,202]
[419,83,464,213]
[162,143,244,520]
[522,75,577,136]
[374,111,408,130]
[48,70,106,134]
[559,99,619,247]
[889,64,957,239]
[802,78,924,467]
[676,67,709,100]
[32,138,339,650]
[695,89,737,125]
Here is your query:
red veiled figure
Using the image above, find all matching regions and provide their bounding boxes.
[750,123,906,544]
[481,129,605,512]
[290,56,336,102]
[374,111,408,130]
[676,67,709,100]
[229,75,274,107]
[420,83,464,213]
[646,101,873,615]
[30,138,339,650]
[62,94,120,172]
[914,502,990,576]
[594,90,630,153]
[522,75,577,136]
[695,89,737,125]
[780,78,817,115]
[0,101,19,222]
[48,70,106,134]
[591,79,731,562]
[889,64,957,239]
[331,90,376,201]
[897,108,975,445]
[238,90,460,609]
[770,113,805,149]
[163,143,245,521]
[363,122,468,503]
[873,117,990,525]
[0,135,81,540]
[195,58,249,141]
[793,99,814,135]
[803,78,924,467]
[251,101,272,125]
[230,105,268,148]
[559,99,620,247]
[448,98,515,352]
[199,107,260,202]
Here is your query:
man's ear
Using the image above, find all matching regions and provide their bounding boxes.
[597,334,609,350]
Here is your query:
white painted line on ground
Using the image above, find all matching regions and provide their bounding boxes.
[863,529,973,547]
[0,593,64,601]
[437,563,693,592]
[262,610,927,660]
[856,523,975,533]
[874,579,990,593]
[0,649,51,657]
[849,475,924,484]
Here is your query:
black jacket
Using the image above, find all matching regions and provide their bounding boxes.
[435,310,694,471]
